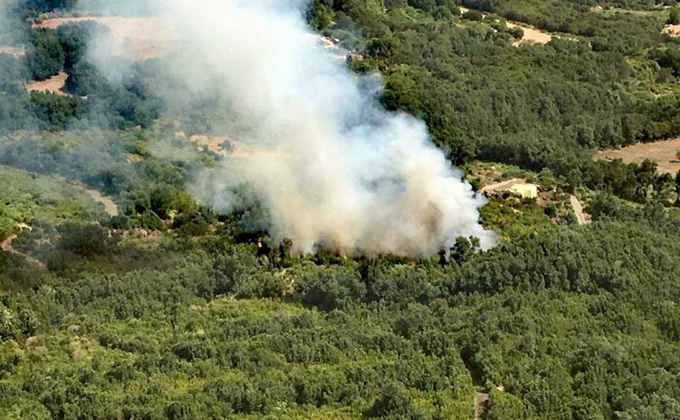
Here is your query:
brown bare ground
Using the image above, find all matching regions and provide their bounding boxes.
[506,21,553,45]
[1,224,46,270]
[35,16,175,61]
[26,71,69,96]
[663,24,680,37]
[190,134,230,156]
[570,195,589,225]
[474,391,489,420]
[74,183,119,216]
[595,138,680,174]
[189,134,281,160]
[84,188,118,217]
[480,177,525,194]
[67,181,118,216]
[457,6,553,45]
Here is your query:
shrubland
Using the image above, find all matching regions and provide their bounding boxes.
[1,0,680,418]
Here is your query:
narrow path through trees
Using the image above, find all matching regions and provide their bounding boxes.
[570,195,588,225]
[0,224,46,270]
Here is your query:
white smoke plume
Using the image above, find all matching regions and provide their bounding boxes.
[94,0,494,255]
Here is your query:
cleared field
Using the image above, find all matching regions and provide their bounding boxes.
[26,71,69,96]
[595,138,680,174]
[35,16,175,61]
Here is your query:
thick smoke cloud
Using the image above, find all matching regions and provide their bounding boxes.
[94,0,494,255]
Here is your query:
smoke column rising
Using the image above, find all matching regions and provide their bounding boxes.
[114,0,493,255]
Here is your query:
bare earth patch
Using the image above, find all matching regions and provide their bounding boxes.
[189,134,281,160]
[35,16,175,61]
[26,71,69,96]
[506,21,553,45]
[480,177,526,194]
[473,391,489,420]
[1,224,46,270]
[595,138,680,174]
[663,24,680,37]
[570,195,589,225]
[71,182,119,216]
[0,46,25,57]
[458,7,554,46]
[190,134,230,156]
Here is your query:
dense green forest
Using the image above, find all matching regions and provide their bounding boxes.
[2,0,680,418]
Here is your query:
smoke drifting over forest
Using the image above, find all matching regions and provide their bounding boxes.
[92,0,493,255]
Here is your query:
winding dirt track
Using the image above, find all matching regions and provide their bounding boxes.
[1,183,117,268]
[1,225,46,270]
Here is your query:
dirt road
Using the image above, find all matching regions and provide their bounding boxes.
[570,195,588,225]
[474,391,489,420]
[26,71,69,96]
[84,188,118,216]
[71,182,118,216]
[480,178,525,194]
[1,225,46,270]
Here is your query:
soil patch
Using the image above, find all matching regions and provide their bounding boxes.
[506,21,553,45]
[474,391,489,420]
[0,46,25,57]
[663,24,680,37]
[35,16,175,61]
[189,134,281,160]
[595,138,680,174]
[1,224,46,270]
[570,195,589,225]
[26,71,69,96]
[481,177,525,194]
[71,182,118,216]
